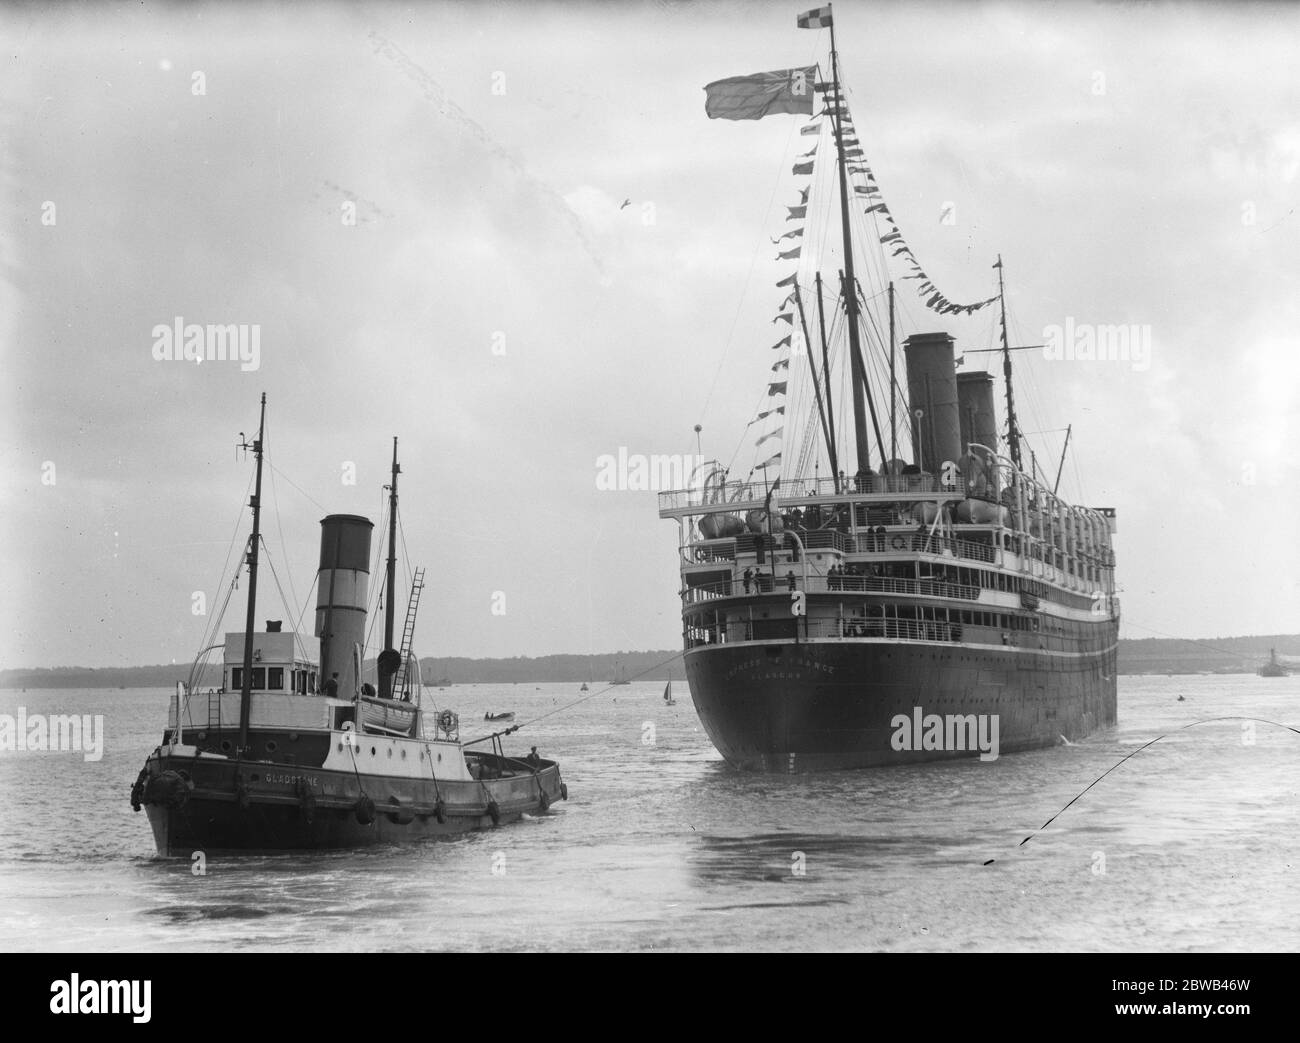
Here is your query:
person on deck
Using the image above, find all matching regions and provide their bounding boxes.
[786,570,797,592]
[527,746,541,767]
[324,672,340,698]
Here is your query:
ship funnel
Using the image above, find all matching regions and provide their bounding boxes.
[315,514,374,697]
[956,371,998,457]
[904,332,961,473]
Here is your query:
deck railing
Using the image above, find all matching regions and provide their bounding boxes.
[683,574,981,603]
[659,474,971,513]
[683,530,1114,572]
[683,616,981,647]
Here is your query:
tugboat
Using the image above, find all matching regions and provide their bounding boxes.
[130,395,566,855]
[1258,648,1289,677]
[656,6,1120,771]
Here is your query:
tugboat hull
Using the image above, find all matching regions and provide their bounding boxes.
[134,748,567,857]
[683,637,1118,772]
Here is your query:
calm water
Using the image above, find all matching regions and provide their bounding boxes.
[1,675,1297,952]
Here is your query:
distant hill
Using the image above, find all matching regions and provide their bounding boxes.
[0,652,684,690]
[1116,634,1300,676]
[3,637,1296,689]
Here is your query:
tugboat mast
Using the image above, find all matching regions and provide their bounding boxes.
[237,392,267,755]
[379,437,400,701]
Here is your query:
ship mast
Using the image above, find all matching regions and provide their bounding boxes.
[996,255,1023,470]
[828,18,873,480]
[379,437,400,701]
[236,392,266,755]
[792,282,835,480]
[888,280,897,467]
[813,271,839,490]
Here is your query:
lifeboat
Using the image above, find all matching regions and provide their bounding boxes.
[700,513,745,539]
[359,695,418,736]
[909,502,941,525]
[955,499,1009,525]
[746,509,784,533]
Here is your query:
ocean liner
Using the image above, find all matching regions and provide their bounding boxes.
[657,5,1120,771]
[131,395,565,854]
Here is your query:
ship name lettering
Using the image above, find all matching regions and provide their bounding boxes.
[265,772,318,787]
[724,655,833,680]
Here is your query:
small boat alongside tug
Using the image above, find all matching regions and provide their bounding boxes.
[130,396,566,856]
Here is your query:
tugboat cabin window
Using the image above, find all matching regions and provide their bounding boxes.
[230,667,269,690]
[268,667,284,691]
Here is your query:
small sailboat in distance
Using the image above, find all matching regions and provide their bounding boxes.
[664,679,676,706]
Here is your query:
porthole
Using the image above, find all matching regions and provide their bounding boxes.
[337,742,344,752]
[400,750,406,760]
[371,746,377,756]
[265,740,278,754]
[220,740,232,752]
[387,748,393,758]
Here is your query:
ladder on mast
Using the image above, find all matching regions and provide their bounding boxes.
[389,566,425,699]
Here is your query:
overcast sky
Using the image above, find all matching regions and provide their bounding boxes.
[2,0,1298,670]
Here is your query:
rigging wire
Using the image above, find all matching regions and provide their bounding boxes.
[200,468,255,651]
[698,89,811,425]
[983,717,1300,865]
[259,536,314,664]
[262,425,301,625]
[362,491,391,657]
[268,463,328,513]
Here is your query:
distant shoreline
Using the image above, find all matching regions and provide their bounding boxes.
[2,635,1296,689]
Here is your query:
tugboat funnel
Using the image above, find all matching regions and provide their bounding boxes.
[315,514,373,697]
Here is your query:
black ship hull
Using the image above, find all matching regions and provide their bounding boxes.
[684,636,1117,772]
[134,747,567,857]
